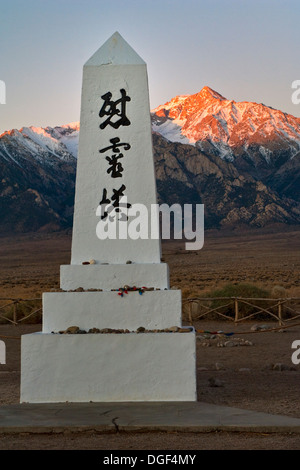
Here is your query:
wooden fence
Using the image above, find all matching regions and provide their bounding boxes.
[182,297,300,326]
[0,296,300,326]
[0,298,42,325]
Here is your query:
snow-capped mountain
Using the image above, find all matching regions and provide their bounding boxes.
[0,88,299,233]
[0,123,78,232]
[0,122,79,166]
[151,86,300,169]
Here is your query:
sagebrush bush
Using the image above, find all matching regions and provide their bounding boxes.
[183,283,273,321]
[208,283,270,300]
[207,283,270,320]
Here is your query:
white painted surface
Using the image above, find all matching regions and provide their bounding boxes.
[0,340,5,364]
[71,32,161,265]
[21,332,197,403]
[43,290,181,333]
[60,263,169,291]
[85,31,145,66]
[20,33,197,404]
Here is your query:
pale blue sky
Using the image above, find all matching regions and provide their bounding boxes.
[0,0,299,133]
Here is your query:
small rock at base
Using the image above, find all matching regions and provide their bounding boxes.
[64,326,80,334]
[251,324,269,331]
[224,341,236,347]
[126,260,132,264]
[88,328,100,334]
[168,326,179,332]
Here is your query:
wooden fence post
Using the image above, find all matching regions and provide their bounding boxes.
[188,302,193,325]
[234,298,239,323]
[278,301,283,327]
[13,301,17,326]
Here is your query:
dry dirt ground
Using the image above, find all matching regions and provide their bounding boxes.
[0,228,299,450]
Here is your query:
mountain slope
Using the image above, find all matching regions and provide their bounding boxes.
[0,124,78,231]
[153,134,300,228]
[151,86,300,176]
[0,86,300,232]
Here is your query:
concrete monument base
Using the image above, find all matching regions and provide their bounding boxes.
[21,331,197,403]
[43,290,181,333]
[60,263,170,291]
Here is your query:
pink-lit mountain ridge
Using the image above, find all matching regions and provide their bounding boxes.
[0,87,299,231]
[151,86,300,169]
[1,86,299,172]
[0,122,79,164]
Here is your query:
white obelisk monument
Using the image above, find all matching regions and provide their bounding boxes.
[20,32,196,403]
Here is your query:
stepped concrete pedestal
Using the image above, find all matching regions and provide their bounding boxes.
[21,332,196,403]
[20,32,197,404]
[60,262,170,291]
[42,290,181,333]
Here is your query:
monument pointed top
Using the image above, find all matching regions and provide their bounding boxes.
[84,32,146,67]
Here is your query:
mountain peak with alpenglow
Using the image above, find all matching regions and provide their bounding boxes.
[197,86,226,101]
[151,86,300,164]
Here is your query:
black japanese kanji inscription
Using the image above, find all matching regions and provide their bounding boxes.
[99,89,131,129]
[106,154,124,178]
[99,185,132,221]
[99,137,131,154]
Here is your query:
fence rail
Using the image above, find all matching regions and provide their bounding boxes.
[0,296,300,326]
[0,298,42,325]
[182,297,300,325]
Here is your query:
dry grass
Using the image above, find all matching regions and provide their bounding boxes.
[164,228,300,299]
[0,227,298,321]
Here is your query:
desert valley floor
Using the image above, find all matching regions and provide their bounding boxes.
[0,227,299,450]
